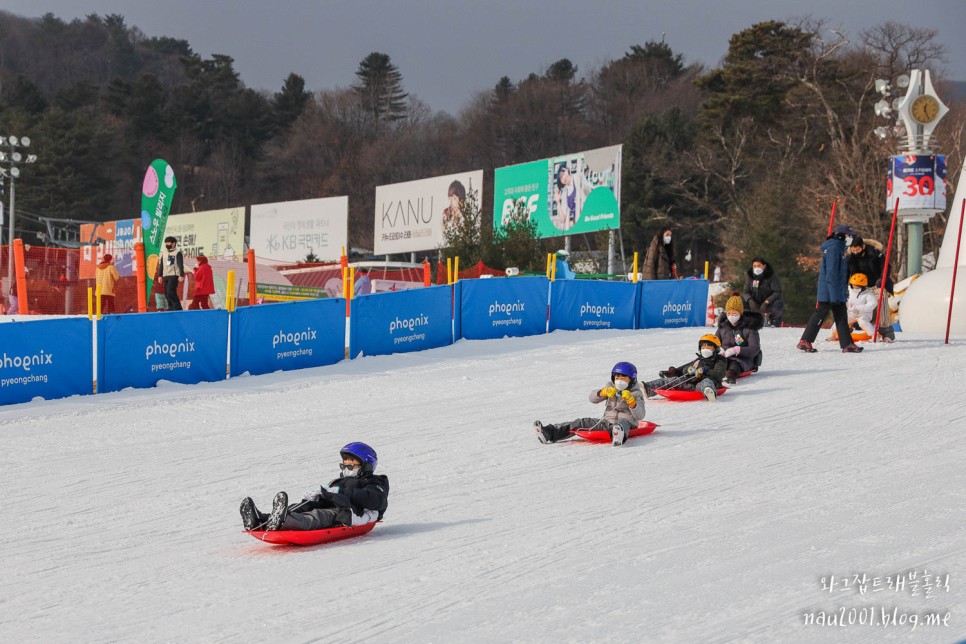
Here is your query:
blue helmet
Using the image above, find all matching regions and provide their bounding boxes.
[341,442,378,474]
[611,361,637,384]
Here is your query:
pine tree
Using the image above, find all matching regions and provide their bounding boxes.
[352,52,408,126]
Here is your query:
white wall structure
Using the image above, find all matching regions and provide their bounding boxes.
[899,160,966,335]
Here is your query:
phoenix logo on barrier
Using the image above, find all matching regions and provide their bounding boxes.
[273,328,317,348]
[580,303,615,318]
[1,350,54,372]
[389,314,429,334]
[488,301,525,316]
[145,339,196,360]
[662,301,692,316]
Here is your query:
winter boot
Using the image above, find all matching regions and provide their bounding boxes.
[266,491,289,531]
[611,423,627,446]
[240,497,261,531]
[534,421,552,444]
[723,369,737,385]
[842,344,864,353]
[878,325,896,343]
[797,340,817,353]
[643,383,657,398]
[703,386,718,403]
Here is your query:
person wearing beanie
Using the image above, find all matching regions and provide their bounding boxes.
[95,253,120,314]
[188,255,215,310]
[798,224,863,353]
[741,257,784,327]
[716,293,763,384]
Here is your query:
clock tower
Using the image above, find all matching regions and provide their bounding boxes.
[895,69,949,153]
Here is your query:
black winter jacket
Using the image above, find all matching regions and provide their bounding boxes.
[716,311,764,373]
[848,245,894,293]
[742,264,784,314]
[674,353,727,388]
[304,473,390,520]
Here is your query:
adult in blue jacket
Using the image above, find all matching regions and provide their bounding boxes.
[797,225,863,353]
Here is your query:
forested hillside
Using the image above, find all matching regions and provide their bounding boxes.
[0,11,962,321]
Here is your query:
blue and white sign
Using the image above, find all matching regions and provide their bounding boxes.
[230,299,346,377]
[0,318,93,406]
[549,280,637,331]
[639,280,709,328]
[97,310,229,393]
[460,276,549,340]
[349,286,453,358]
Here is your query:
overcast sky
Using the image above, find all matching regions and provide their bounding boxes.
[4,0,965,115]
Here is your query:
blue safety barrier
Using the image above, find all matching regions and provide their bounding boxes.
[460,276,549,340]
[0,318,93,405]
[349,285,453,358]
[639,279,709,328]
[97,310,229,393]
[230,299,346,377]
[549,280,638,331]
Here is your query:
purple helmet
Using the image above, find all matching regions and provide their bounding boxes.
[340,442,377,474]
[611,361,637,384]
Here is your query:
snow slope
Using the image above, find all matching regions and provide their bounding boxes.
[2,326,964,643]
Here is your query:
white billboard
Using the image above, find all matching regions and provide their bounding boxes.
[374,170,484,255]
[251,196,349,263]
[165,207,245,260]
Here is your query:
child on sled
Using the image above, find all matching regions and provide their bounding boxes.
[828,273,878,343]
[241,442,389,532]
[534,361,646,446]
[641,334,727,402]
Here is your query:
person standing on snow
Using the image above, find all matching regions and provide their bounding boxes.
[797,225,863,353]
[354,267,372,296]
[95,253,120,314]
[155,236,185,311]
[642,227,676,280]
[241,442,389,532]
[534,362,646,446]
[188,254,215,310]
[641,334,727,402]
[848,236,896,343]
[715,294,763,383]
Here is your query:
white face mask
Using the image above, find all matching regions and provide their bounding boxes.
[663,235,672,245]
[727,314,741,325]
[614,378,629,391]
[849,286,862,296]
[700,348,715,358]
[340,463,361,478]
[752,267,764,276]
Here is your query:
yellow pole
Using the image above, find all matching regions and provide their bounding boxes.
[446,258,452,285]
[704,261,709,280]
[546,253,552,278]
[87,287,93,320]
[454,256,459,283]
[632,252,639,283]
[551,259,557,281]
[349,266,355,300]
[95,284,102,320]
[226,270,236,312]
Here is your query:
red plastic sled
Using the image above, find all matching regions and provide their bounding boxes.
[654,387,726,401]
[738,370,753,379]
[570,420,658,442]
[246,521,377,546]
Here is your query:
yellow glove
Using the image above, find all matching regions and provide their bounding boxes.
[599,386,617,398]
[621,389,637,408]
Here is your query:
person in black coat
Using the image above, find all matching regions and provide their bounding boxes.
[848,236,896,342]
[741,257,784,327]
[716,294,763,383]
[241,442,389,531]
[798,225,863,353]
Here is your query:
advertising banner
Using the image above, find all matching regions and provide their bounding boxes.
[639,280,709,329]
[459,277,549,340]
[141,159,178,301]
[887,154,947,211]
[0,318,93,406]
[80,219,143,279]
[97,310,228,393]
[349,285,453,358]
[164,207,245,260]
[494,145,621,239]
[549,280,637,332]
[251,197,348,264]
[230,299,345,377]
[374,170,484,255]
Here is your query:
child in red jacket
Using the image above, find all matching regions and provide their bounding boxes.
[188,255,215,310]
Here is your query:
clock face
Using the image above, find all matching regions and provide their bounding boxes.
[911,95,940,124]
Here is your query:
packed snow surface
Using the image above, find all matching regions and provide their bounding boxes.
[2,326,964,643]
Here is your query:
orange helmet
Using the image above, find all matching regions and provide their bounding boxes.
[699,334,721,350]
[849,273,869,287]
